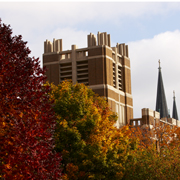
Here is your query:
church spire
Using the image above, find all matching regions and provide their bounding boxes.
[172,91,179,120]
[155,60,169,118]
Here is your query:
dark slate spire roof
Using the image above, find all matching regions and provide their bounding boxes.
[155,60,169,118]
[172,91,179,120]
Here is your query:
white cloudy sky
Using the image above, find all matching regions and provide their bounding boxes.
[1,1,180,118]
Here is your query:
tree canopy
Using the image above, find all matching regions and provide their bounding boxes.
[1,19,180,180]
[123,122,180,180]
[50,81,180,180]
[50,81,133,180]
[0,20,62,179]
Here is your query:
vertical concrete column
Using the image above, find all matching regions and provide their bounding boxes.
[119,44,123,55]
[88,33,97,47]
[44,40,53,53]
[71,45,77,84]
[53,38,56,52]
[122,44,126,56]
[48,41,53,53]
[116,43,119,54]
[100,33,104,45]
[60,39,63,51]
[56,39,63,52]
[52,39,63,52]
[126,45,129,57]
[93,35,97,46]
[104,32,107,46]
[88,33,92,47]
[108,34,111,47]
[97,31,101,45]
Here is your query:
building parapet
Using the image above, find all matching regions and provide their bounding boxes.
[130,108,180,128]
[44,32,129,58]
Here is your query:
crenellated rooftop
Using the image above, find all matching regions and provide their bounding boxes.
[44,31,129,58]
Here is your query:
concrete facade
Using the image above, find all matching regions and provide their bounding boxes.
[43,32,133,127]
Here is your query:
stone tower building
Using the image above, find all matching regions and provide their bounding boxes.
[43,32,133,127]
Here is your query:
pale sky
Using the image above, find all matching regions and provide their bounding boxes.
[1,1,180,118]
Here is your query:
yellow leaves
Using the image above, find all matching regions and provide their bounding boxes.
[59,119,68,128]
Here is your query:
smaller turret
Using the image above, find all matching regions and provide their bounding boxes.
[172,91,179,120]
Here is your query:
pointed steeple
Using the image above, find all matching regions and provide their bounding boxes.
[172,91,179,120]
[155,60,169,118]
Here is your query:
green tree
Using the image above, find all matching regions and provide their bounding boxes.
[50,81,132,180]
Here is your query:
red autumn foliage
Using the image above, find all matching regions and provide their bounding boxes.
[0,19,62,179]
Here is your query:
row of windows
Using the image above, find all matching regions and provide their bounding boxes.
[59,60,89,84]
[113,63,123,90]
[76,60,88,85]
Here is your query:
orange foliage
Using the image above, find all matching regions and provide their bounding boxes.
[50,81,133,179]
